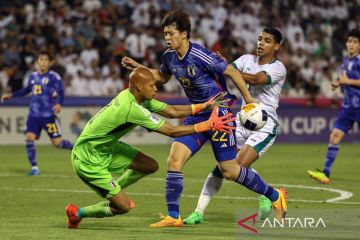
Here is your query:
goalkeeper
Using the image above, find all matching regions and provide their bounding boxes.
[65,68,234,229]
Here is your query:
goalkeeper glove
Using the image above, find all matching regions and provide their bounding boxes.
[194,106,236,133]
[191,92,230,115]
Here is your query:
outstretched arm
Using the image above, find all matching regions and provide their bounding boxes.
[223,64,256,104]
[155,106,235,137]
[121,56,171,84]
[240,71,269,85]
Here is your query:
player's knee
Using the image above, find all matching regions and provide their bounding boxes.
[221,169,237,181]
[141,158,158,174]
[330,132,342,144]
[166,156,183,170]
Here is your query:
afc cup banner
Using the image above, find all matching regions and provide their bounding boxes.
[0,106,358,144]
[276,107,359,143]
[0,107,177,145]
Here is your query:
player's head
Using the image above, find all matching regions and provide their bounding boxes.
[129,68,157,101]
[36,49,53,73]
[345,29,360,57]
[161,10,191,50]
[257,27,282,57]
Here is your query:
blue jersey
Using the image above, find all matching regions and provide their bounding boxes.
[12,70,64,117]
[341,54,360,108]
[160,42,236,105]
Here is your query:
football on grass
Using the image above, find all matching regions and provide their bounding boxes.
[239,103,267,131]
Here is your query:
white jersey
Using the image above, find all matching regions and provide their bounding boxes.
[232,54,286,124]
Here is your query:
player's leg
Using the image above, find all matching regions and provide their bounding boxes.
[218,160,287,221]
[149,133,207,227]
[66,153,135,228]
[46,116,73,150]
[112,142,158,189]
[308,108,353,184]
[24,116,42,176]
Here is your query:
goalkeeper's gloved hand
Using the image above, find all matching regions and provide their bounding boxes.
[191,92,230,115]
[194,106,236,133]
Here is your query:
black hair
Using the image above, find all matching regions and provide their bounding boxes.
[37,48,53,61]
[346,29,360,41]
[262,27,282,44]
[161,10,191,39]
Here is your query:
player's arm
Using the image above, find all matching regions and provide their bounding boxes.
[121,56,171,84]
[155,106,235,137]
[157,92,229,118]
[1,83,32,102]
[339,74,360,87]
[53,73,65,113]
[239,71,269,85]
[223,64,256,103]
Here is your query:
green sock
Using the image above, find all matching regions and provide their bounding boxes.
[78,203,113,218]
[117,169,146,189]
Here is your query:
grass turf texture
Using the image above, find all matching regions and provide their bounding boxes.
[0,144,359,239]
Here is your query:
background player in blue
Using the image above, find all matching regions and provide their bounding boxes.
[1,49,73,176]
[308,29,360,184]
[122,10,287,227]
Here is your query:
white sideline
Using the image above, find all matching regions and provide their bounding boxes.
[0,173,358,205]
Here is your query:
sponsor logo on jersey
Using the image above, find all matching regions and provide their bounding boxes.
[221,143,228,148]
[110,179,117,189]
[150,114,160,124]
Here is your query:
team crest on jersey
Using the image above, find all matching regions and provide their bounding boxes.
[187,66,196,77]
[42,77,49,84]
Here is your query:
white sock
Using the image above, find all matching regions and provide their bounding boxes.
[195,173,223,215]
[31,166,39,170]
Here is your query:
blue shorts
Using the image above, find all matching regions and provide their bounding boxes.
[333,107,360,134]
[25,115,62,139]
[174,107,237,162]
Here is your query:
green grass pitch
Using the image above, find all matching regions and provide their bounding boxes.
[0,144,359,239]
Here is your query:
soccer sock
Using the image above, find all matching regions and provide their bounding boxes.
[235,167,278,202]
[25,140,37,167]
[57,139,73,150]
[77,202,113,218]
[166,171,183,219]
[195,172,223,215]
[117,169,146,189]
[212,165,224,178]
[323,143,339,177]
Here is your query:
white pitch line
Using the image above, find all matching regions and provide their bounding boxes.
[0,173,357,204]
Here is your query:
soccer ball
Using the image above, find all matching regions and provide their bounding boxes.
[238,103,267,131]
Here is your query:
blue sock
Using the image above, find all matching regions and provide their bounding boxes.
[323,143,339,177]
[165,171,183,219]
[25,140,37,167]
[57,140,73,150]
[236,167,278,202]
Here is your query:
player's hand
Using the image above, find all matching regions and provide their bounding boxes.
[191,92,230,115]
[53,104,61,113]
[214,51,228,62]
[1,93,12,103]
[244,96,259,104]
[338,74,349,85]
[331,80,340,90]
[121,56,140,70]
[194,106,236,133]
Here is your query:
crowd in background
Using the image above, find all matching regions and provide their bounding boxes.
[0,0,359,103]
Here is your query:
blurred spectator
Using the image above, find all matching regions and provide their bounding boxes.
[0,0,357,101]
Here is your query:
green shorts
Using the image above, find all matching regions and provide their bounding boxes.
[71,141,139,199]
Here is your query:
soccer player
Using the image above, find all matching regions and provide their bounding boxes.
[0,49,73,176]
[307,29,360,184]
[183,27,287,225]
[65,67,234,229]
[122,10,287,227]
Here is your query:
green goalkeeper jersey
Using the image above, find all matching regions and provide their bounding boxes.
[73,89,167,166]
